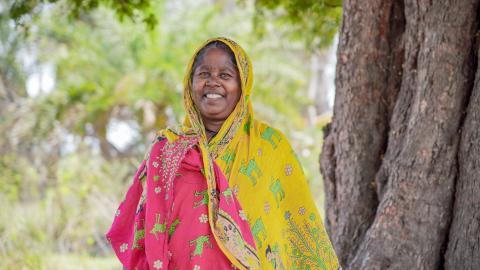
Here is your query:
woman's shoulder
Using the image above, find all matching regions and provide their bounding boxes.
[250,119,294,150]
[144,128,199,160]
[142,127,181,160]
[251,120,289,141]
[143,134,168,161]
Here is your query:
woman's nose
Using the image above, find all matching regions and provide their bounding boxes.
[206,74,220,86]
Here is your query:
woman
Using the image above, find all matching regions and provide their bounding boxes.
[106,37,339,270]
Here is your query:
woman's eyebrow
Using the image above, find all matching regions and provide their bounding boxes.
[221,66,237,73]
[195,65,210,72]
[196,65,237,74]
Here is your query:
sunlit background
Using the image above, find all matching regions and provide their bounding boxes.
[0,0,340,269]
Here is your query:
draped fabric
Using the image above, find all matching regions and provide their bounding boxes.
[107,37,339,270]
[106,136,259,270]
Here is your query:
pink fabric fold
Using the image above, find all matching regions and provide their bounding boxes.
[106,136,257,270]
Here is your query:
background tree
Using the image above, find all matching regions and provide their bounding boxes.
[320,0,480,269]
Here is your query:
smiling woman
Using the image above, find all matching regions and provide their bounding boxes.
[191,41,242,138]
[106,37,339,270]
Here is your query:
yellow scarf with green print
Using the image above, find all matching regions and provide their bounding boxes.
[161,37,339,270]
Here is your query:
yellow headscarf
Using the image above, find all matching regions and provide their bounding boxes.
[161,37,338,270]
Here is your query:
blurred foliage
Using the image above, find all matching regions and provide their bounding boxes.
[0,2,27,98]
[9,0,157,29]
[8,0,342,49]
[0,0,339,269]
[251,0,342,49]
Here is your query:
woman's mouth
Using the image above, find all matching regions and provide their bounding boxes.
[205,93,223,99]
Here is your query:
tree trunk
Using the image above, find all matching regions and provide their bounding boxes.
[445,38,480,269]
[320,0,480,269]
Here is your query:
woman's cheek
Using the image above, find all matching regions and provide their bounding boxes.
[192,82,203,97]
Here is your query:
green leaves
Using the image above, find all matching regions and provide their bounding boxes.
[9,0,158,29]
[252,0,342,49]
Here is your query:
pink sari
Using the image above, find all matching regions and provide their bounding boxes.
[106,136,258,270]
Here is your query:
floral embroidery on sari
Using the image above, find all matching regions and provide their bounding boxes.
[107,134,260,270]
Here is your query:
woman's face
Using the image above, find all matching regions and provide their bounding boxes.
[191,47,241,127]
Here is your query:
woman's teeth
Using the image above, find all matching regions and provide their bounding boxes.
[205,93,222,99]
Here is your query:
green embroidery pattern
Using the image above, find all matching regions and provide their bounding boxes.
[193,190,209,208]
[189,235,213,257]
[221,149,236,175]
[239,159,262,186]
[251,217,267,249]
[168,218,180,237]
[284,211,336,270]
[132,220,145,250]
[270,178,285,208]
[243,115,252,134]
[260,127,282,149]
[150,213,166,240]
[222,187,234,205]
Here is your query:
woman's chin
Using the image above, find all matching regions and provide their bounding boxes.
[200,107,224,117]
[201,111,229,123]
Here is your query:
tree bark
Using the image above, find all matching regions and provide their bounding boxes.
[320,0,480,269]
[445,42,480,269]
[320,0,404,266]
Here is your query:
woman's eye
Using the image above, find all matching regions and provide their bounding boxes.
[197,72,209,78]
[220,73,231,79]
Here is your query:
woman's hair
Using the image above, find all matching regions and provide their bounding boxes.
[190,41,238,81]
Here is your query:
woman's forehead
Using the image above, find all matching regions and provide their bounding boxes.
[195,48,237,70]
